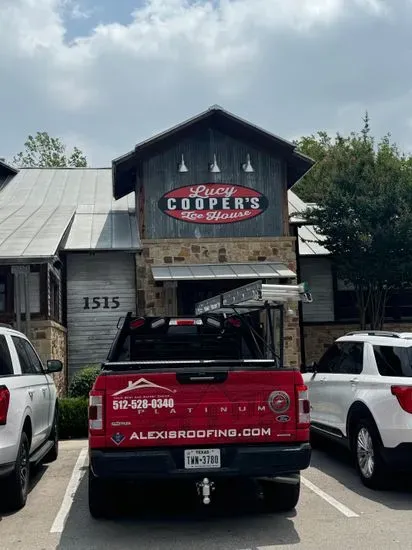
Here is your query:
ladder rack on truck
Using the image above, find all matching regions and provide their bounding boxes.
[194,280,313,367]
[194,281,312,315]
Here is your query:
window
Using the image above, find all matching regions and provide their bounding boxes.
[50,273,60,322]
[0,275,6,313]
[316,344,343,373]
[20,271,41,315]
[113,319,262,364]
[334,275,412,323]
[12,336,43,375]
[335,342,364,374]
[0,335,13,376]
[316,342,364,374]
[22,340,44,373]
[373,345,412,377]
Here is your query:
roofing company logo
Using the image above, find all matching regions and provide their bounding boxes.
[158,183,269,224]
[111,432,125,446]
[112,378,176,396]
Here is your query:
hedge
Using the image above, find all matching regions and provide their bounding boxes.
[68,365,101,398]
[59,365,101,439]
[58,397,88,439]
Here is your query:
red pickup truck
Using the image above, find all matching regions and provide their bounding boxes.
[87,285,311,518]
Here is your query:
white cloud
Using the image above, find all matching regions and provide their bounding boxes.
[0,0,410,166]
[62,0,93,20]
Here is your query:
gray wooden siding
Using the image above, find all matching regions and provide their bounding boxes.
[300,257,334,322]
[66,252,136,379]
[140,128,286,239]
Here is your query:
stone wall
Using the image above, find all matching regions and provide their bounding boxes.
[31,320,68,397]
[136,237,301,367]
[304,322,412,364]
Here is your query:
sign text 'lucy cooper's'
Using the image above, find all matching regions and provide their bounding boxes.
[158,184,269,224]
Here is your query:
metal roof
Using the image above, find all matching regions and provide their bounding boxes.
[151,262,296,281]
[0,168,140,262]
[0,167,324,262]
[287,190,329,256]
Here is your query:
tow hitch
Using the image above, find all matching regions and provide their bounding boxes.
[196,477,215,505]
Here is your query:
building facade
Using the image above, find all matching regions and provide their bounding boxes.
[113,106,314,369]
[6,106,384,393]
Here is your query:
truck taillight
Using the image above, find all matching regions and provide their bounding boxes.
[391,386,412,414]
[89,393,104,431]
[130,318,145,329]
[296,384,310,428]
[0,385,10,426]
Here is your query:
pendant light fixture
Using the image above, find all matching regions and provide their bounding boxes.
[178,154,189,173]
[209,154,220,173]
[242,154,254,173]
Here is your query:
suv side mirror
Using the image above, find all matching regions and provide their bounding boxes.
[46,359,63,374]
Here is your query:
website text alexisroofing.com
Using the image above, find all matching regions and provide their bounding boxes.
[130,428,271,441]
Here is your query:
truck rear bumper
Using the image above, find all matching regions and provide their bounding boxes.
[90,443,311,480]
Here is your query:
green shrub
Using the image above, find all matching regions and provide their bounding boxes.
[68,365,100,398]
[58,397,88,439]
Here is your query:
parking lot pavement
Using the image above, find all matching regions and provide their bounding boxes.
[1,440,412,550]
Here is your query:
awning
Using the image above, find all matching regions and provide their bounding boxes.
[151,262,296,281]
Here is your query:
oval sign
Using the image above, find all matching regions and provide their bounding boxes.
[158,183,269,224]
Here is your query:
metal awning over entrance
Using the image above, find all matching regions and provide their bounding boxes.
[151,262,296,281]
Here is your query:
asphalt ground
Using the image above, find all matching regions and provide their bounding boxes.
[1,439,412,550]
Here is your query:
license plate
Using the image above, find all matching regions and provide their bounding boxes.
[184,449,221,469]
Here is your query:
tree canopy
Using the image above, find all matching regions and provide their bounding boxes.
[298,115,412,329]
[13,132,87,168]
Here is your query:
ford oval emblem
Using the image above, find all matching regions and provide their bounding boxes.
[276,415,290,423]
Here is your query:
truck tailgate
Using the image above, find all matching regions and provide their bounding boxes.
[102,369,303,448]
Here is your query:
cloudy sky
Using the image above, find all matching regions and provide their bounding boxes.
[1,0,411,166]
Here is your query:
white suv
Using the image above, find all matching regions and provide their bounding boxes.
[303,330,412,489]
[0,324,62,510]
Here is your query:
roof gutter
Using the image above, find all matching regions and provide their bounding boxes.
[0,255,59,266]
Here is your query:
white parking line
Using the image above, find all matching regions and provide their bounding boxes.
[301,476,359,518]
[50,448,88,533]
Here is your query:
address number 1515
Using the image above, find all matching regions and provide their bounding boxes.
[83,297,120,310]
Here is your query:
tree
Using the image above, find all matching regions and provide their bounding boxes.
[13,132,87,168]
[302,115,412,329]
[293,131,352,202]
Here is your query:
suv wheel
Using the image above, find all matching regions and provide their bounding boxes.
[4,432,30,511]
[352,419,387,489]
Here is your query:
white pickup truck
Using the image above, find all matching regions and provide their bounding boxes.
[0,324,63,510]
